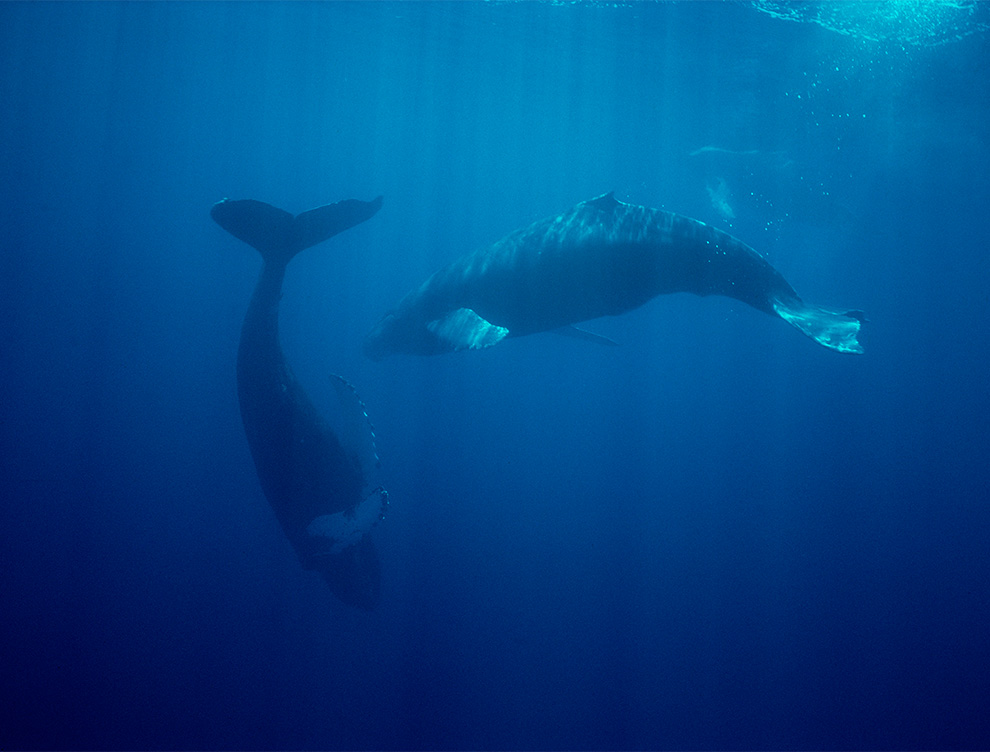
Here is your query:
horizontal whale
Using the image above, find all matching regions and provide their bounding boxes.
[212,195,388,610]
[365,193,864,358]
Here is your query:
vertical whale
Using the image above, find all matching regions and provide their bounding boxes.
[212,195,387,610]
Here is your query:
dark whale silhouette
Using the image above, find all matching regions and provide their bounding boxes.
[212,195,387,610]
[365,193,864,359]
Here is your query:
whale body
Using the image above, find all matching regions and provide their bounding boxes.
[365,193,864,359]
[212,195,387,610]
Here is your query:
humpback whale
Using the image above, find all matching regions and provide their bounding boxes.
[212,195,387,610]
[365,193,864,359]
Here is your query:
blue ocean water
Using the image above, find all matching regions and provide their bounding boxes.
[2,1,988,749]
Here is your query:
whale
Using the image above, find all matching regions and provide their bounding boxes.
[212,195,387,610]
[364,192,864,359]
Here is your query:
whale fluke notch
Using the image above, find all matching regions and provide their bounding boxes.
[211,196,383,264]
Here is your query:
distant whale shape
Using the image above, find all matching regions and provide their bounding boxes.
[212,195,387,610]
[364,193,865,359]
[706,176,736,220]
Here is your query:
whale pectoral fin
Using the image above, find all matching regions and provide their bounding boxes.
[304,487,389,563]
[427,308,509,352]
[328,374,382,485]
[773,299,865,354]
[552,325,620,347]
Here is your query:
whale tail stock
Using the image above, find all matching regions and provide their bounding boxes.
[773,297,866,354]
[211,195,383,265]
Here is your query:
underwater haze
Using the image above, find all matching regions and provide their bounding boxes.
[2,1,989,749]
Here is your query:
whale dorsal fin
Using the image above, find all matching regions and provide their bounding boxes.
[427,308,509,353]
[584,192,620,211]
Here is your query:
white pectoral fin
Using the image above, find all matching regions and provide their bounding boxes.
[305,487,389,559]
[427,308,509,352]
[773,300,865,354]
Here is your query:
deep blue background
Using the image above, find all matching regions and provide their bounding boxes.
[2,2,989,749]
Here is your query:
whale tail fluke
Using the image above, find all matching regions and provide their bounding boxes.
[211,196,383,264]
[773,299,865,354]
